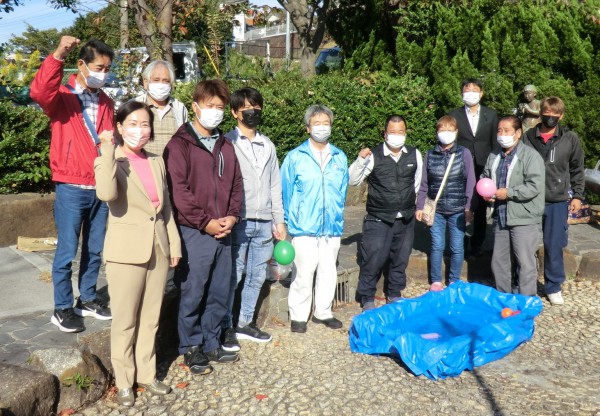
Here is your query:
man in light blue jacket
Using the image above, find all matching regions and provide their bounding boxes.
[281,105,349,333]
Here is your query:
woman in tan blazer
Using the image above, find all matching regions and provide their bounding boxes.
[94,100,181,407]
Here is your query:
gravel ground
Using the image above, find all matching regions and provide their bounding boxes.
[75,278,600,416]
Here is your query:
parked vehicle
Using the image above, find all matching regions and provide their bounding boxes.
[315,47,343,74]
[103,41,202,107]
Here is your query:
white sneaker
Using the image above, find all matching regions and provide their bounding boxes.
[547,291,564,305]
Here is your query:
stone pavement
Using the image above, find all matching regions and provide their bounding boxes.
[75,278,600,416]
[0,246,110,366]
[1,205,600,415]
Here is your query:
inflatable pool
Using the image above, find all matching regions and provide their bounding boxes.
[349,281,543,380]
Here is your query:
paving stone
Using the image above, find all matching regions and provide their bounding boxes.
[30,329,79,348]
[11,327,48,341]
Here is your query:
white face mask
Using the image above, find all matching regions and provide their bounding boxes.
[310,125,331,143]
[497,135,516,149]
[123,127,151,150]
[462,91,481,107]
[437,131,457,145]
[148,83,171,102]
[195,106,224,130]
[83,62,108,89]
[385,134,406,149]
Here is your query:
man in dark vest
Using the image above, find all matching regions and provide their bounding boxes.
[449,78,498,257]
[349,115,422,312]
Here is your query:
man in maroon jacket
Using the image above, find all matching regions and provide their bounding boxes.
[30,36,114,333]
[164,80,243,375]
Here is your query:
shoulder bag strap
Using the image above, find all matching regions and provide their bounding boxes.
[434,153,456,204]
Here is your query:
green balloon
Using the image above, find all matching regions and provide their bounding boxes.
[273,240,295,265]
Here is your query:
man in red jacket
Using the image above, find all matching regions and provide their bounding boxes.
[30,36,114,333]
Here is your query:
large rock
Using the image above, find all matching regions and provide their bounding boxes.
[0,193,56,247]
[28,348,109,413]
[79,328,113,377]
[0,363,57,416]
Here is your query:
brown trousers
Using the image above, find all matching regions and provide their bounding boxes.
[106,239,169,389]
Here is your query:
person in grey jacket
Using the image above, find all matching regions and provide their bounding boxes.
[522,96,585,305]
[221,87,287,351]
[481,116,545,296]
[134,60,188,155]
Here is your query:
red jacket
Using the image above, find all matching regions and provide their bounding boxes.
[163,123,243,231]
[30,55,114,186]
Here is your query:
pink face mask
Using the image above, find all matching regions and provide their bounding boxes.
[123,127,151,150]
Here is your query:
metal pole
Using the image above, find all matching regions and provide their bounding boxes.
[285,10,291,70]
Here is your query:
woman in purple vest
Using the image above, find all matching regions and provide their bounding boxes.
[416,115,476,291]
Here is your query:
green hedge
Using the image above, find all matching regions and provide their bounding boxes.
[0,102,52,194]
[1,71,437,194]
[173,70,438,162]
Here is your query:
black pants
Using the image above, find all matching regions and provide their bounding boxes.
[177,226,232,355]
[471,165,487,250]
[355,214,415,305]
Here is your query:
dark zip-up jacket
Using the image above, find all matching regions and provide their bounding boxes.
[163,123,243,231]
[522,124,584,202]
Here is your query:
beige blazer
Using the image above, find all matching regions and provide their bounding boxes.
[94,143,182,264]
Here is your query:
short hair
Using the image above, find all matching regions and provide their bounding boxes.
[385,114,406,131]
[498,115,522,132]
[230,87,264,111]
[114,100,154,146]
[193,79,230,105]
[78,39,114,64]
[436,115,458,131]
[304,104,333,126]
[523,84,537,93]
[461,78,483,91]
[540,96,565,115]
[142,60,175,85]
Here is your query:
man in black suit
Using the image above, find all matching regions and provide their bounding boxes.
[449,78,498,257]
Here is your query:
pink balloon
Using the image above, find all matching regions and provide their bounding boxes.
[476,178,497,198]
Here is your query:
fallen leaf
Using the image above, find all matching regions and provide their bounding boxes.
[273,341,281,347]
[178,363,190,372]
[176,382,189,389]
[255,393,268,401]
[58,409,75,416]
[214,390,221,397]
[136,387,145,393]
[106,386,118,398]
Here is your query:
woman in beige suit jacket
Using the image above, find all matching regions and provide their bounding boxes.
[94,100,181,407]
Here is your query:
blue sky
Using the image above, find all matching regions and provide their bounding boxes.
[0,0,281,45]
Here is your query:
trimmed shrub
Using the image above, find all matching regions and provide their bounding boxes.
[0,102,52,194]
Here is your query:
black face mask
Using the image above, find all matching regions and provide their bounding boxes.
[241,109,262,128]
[541,115,559,128]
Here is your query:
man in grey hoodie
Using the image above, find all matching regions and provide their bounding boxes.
[222,87,287,351]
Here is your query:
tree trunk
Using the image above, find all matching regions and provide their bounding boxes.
[278,0,330,77]
[157,0,173,64]
[127,0,173,64]
[119,0,128,49]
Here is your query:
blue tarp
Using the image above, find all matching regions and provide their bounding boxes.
[349,281,543,380]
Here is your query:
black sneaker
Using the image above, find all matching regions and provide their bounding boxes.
[221,327,241,352]
[290,320,307,333]
[236,323,272,343]
[311,316,343,329]
[51,308,85,333]
[205,346,239,364]
[74,298,112,320]
[184,346,213,375]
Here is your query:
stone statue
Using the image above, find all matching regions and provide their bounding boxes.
[518,85,541,132]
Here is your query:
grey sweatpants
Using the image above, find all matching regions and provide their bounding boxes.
[491,223,540,296]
